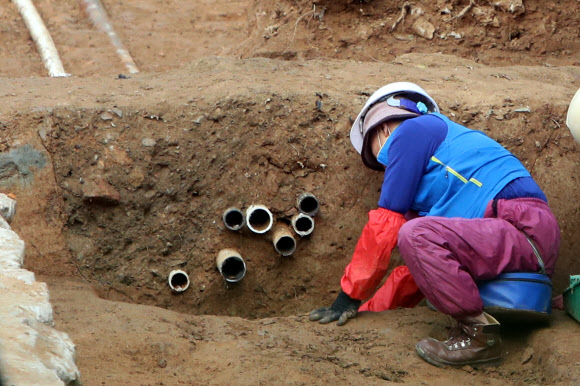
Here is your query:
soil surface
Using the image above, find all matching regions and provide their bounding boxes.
[1,0,579,384]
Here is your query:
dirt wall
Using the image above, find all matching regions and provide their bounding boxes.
[241,0,580,66]
[1,55,578,319]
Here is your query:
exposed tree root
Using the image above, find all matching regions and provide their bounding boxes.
[391,2,413,32]
[446,0,476,23]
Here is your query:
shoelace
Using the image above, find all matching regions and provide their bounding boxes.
[444,322,474,350]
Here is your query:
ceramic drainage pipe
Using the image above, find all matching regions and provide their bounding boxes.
[222,207,245,231]
[273,224,297,256]
[246,204,273,234]
[292,213,315,237]
[168,270,190,293]
[296,192,320,217]
[12,0,69,77]
[216,249,246,283]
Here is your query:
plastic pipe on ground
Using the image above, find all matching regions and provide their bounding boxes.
[11,0,69,77]
[168,270,190,293]
[296,192,320,217]
[246,205,273,234]
[292,213,315,237]
[273,224,297,256]
[222,207,245,231]
[216,249,246,283]
[79,0,140,74]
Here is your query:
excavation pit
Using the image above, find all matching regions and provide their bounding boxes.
[2,0,579,383]
[3,65,577,323]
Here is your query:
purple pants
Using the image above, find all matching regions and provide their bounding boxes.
[398,198,560,318]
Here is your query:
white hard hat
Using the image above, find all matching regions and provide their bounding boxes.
[566,88,580,146]
[349,82,440,158]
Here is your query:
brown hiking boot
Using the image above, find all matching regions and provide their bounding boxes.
[415,312,502,367]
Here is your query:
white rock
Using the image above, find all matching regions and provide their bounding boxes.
[142,138,156,147]
[0,193,17,223]
[0,217,80,384]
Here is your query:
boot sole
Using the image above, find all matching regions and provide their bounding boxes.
[415,343,502,368]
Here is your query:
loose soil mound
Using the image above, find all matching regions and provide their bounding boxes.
[239,0,579,66]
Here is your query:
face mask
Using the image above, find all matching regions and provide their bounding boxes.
[376,124,392,166]
[377,142,389,166]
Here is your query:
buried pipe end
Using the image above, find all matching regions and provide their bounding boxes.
[297,192,320,217]
[273,224,297,256]
[216,248,247,283]
[246,204,273,234]
[168,270,190,293]
[223,207,245,231]
[292,213,315,237]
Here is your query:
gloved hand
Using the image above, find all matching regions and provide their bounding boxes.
[309,290,362,326]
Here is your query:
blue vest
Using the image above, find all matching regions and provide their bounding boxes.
[392,113,530,218]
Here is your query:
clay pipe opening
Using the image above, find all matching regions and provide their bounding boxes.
[168,270,190,293]
[216,248,247,283]
[246,204,273,234]
[292,213,315,237]
[273,224,297,256]
[296,192,319,217]
[222,207,245,231]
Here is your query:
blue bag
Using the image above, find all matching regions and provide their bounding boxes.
[477,233,552,323]
[478,272,552,322]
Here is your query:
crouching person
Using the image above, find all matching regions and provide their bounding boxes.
[309,82,560,367]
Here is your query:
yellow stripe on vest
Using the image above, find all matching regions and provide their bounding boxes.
[430,156,482,187]
[469,178,483,187]
[431,156,444,166]
[446,167,468,183]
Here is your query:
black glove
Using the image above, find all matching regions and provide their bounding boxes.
[309,290,362,326]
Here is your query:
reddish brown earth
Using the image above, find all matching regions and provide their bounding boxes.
[1,0,579,384]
